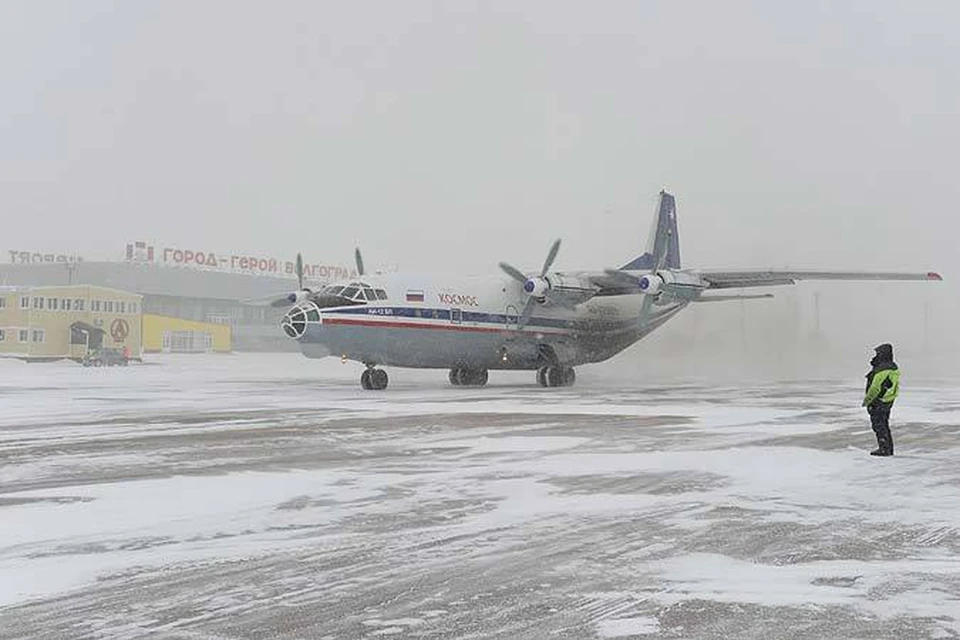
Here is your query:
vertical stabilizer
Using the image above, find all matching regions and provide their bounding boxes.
[621,190,680,270]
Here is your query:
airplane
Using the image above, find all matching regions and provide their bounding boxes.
[275,191,942,390]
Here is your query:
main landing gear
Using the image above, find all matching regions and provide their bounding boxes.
[537,366,576,388]
[361,367,388,390]
[448,368,489,387]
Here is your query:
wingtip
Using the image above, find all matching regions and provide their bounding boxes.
[928,272,943,281]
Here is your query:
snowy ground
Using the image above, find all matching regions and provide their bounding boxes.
[1,354,960,639]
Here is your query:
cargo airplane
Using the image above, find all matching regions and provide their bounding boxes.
[274,191,941,389]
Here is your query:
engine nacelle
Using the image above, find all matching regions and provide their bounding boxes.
[285,290,310,305]
[638,274,664,295]
[639,271,707,300]
[523,277,550,299]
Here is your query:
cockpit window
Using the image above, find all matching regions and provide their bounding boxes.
[314,282,386,306]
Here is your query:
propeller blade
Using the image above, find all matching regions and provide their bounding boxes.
[499,262,528,284]
[640,290,654,324]
[518,297,537,329]
[355,248,365,277]
[295,253,304,290]
[540,239,561,276]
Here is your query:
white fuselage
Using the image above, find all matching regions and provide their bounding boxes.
[283,272,687,370]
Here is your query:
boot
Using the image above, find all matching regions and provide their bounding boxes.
[879,433,894,456]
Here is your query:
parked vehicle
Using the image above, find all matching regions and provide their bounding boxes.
[82,347,129,367]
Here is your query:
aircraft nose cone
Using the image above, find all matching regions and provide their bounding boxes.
[280,301,320,340]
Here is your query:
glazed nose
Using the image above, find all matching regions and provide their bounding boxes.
[280,302,320,340]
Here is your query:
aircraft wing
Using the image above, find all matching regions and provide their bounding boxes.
[587,271,652,293]
[700,270,943,290]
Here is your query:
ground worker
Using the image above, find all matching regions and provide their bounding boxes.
[863,343,900,456]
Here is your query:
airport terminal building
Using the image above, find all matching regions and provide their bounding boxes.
[1,247,351,352]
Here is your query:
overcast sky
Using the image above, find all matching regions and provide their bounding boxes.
[1,1,956,340]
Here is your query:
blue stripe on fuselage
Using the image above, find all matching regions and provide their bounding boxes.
[322,305,578,330]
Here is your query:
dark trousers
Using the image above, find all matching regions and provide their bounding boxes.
[869,403,894,454]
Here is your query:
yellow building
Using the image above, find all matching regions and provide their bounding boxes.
[0,285,143,360]
[142,314,231,353]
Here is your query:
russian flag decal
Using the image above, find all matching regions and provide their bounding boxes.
[405,290,425,303]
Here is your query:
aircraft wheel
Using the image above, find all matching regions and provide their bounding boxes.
[563,367,576,387]
[546,366,565,388]
[537,367,548,387]
[371,368,389,390]
[457,368,488,387]
[449,369,461,386]
[361,369,372,390]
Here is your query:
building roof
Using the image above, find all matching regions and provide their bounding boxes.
[0,262,302,302]
[0,283,141,298]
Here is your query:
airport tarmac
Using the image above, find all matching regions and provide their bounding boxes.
[1,354,960,639]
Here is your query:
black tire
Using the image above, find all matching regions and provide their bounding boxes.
[458,369,487,387]
[475,369,489,387]
[449,369,461,386]
[547,366,564,388]
[455,368,470,386]
[361,369,372,390]
[563,367,576,387]
[372,369,388,390]
[536,367,548,387]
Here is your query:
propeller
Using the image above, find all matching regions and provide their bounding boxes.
[499,239,562,329]
[639,232,671,324]
[355,247,365,277]
[269,252,311,307]
[541,238,561,277]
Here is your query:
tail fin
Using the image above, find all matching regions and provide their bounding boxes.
[620,190,680,271]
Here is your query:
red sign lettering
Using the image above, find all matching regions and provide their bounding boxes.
[122,241,354,281]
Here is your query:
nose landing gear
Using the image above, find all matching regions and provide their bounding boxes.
[361,367,389,390]
[537,366,575,388]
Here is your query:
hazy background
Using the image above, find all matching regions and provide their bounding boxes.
[1,1,956,374]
